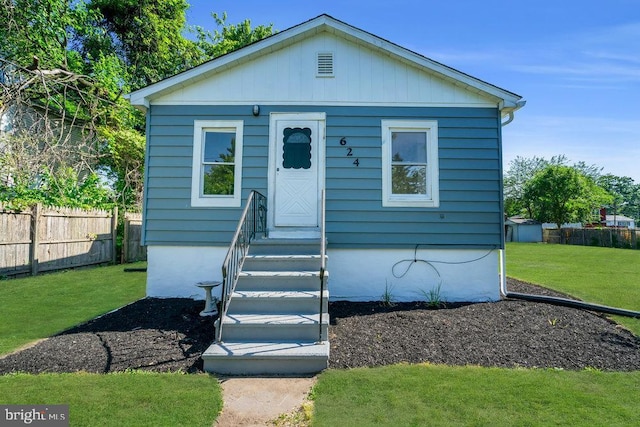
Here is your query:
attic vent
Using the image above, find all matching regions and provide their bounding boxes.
[317,52,334,77]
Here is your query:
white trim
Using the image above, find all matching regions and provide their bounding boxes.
[381,119,440,208]
[191,120,244,207]
[267,112,326,237]
[148,100,499,108]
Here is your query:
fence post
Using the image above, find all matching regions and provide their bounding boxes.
[111,206,118,264]
[30,203,41,276]
[122,212,129,264]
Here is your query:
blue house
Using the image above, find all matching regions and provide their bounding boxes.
[127,15,525,374]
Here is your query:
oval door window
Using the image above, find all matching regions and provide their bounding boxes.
[282,127,312,169]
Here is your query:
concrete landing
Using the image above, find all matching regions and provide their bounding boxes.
[215,376,316,426]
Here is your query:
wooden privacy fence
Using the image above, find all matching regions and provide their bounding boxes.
[543,228,640,249]
[0,204,146,277]
[122,212,147,263]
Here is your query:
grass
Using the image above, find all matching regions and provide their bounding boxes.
[311,244,640,426]
[312,364,640,427]
[505,242,640,336]
[0,371,222,427]
[2,246,637,426]
[0,263,224,426]
[0,262,146,355]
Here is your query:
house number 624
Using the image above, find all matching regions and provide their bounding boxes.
[340,137,359,167]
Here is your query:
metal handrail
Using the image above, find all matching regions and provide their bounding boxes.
[216,190,267,342]
[318,189,326,342]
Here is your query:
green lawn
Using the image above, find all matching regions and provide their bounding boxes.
[312,365,640,427]
[506,242,640,335]
[0,263,146,355]
[0,264,224,426]
[0,371,222,427]
[2,247,638,426]
[311,244,640,426]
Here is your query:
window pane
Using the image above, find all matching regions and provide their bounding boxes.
[203,164,235,195]
[392,165,426,195]
[204,131,235,163]
[282,127,312,169]
[392,132,426,163]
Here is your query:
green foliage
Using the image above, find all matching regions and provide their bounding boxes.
[193,12,275,60]
[0,0,81,71]
[419,283,443,308]
[597,174,640,220]
[380,281,396,306]
[2,1,274,212]
[0,371,222,426]
[506,242,640,336]
[312,365,640,426]
[88,0,203,89]
[98,126,145,207]
[391,155,426,195]
[522,165,612,228]
[503,155,605,218]
[0,167,114,211]
[0,262,145,355]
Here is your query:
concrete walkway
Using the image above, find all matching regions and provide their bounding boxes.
[215,376,316,426]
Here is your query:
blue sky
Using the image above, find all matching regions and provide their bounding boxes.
[185,0,640,181]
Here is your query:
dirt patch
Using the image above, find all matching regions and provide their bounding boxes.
[1,280,638,374]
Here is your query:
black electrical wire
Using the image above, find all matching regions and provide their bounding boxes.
[392,244,496,279]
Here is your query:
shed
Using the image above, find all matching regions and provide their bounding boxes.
[506,216,543,243]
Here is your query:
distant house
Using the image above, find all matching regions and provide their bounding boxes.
[605,214,635,229]
[505,216,542,242]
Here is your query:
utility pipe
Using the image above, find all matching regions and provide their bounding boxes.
[499,249,639,318]
[504,291,640,318]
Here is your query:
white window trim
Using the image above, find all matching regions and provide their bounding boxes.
[381,119,439,208]
[191,120,244,207]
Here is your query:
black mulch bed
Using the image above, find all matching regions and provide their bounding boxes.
[1,279,638,374]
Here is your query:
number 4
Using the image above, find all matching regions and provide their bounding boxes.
[353,158,360,167]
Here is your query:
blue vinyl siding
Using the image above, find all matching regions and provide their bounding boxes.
[144,105,503,248]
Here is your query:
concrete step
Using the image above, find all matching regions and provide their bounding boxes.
[236,270,326,292]
[221,313,329,342]
[229,290,329,314]
[202,341,329,375]
[242,254,326,272]
[249,238,322,255]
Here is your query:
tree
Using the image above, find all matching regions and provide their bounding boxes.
[503,156,549,217]
[597,174,640,221]
[523,165,612,229]
[86,0,202,90]
[193,13,274,60]
[1,0,274,211]
[504,155,603,217]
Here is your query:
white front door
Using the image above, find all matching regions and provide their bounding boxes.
[269,113,325,234]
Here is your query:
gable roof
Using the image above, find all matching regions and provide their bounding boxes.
[127,14,524,115]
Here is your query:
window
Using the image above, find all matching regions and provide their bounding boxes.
[381,120,439,207]
[191,120,244,207]
[282,127,312,169]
